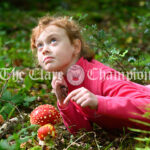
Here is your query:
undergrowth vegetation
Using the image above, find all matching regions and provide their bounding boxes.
[0,0,150,149]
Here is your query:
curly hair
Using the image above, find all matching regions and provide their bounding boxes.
[31,15,95,61]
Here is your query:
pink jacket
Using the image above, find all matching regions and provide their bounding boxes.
[57,57,150,134]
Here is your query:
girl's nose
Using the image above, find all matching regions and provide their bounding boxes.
[42,45,51,55]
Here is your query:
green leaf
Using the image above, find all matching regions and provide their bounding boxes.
[24,75,33,90]
[129,127,150,134]
[78,13,88,22]
[23,96,36,106]
[1,90,12,101]
[130,118,150,127]
[97,30,105,39]
[134,137,150,142]
[119,50,128,57]
[0,140,12,150]
[3,103,14,114]
[11,93,25,105]
[24,96,36,102]
[7,106,15,119]
[30,146,42,150]
[17,124,38,136]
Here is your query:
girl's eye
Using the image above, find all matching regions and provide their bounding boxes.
[50,38,56,43]
[37,43,43,48]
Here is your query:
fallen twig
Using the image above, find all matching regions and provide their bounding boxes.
[64,131,100,150]
[0,113,28,139]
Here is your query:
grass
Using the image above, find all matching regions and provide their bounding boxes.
[0,2,150,149]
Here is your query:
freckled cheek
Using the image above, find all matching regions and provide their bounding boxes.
[37,54,43,64]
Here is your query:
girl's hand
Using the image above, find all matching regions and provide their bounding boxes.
[51,72,68,107]
[63,87,98,109]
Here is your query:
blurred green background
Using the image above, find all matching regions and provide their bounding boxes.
[0,1,150,149]
[0,0,150,79]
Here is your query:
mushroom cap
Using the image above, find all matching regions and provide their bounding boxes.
[30,104,61,126]
[37,123,56,141]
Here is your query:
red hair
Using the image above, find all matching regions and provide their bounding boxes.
[31,15,95,61]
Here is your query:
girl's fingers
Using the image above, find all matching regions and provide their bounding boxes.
[52,77,64,89]
[54,78,67,89]
[51,76,58,88]
[63,87,84,104]
[55,80,63,86]
[52,72,63,86]
[76,96,87,105]
[51,79,57,89]
[80,99,90,107]
[72,90,86,102]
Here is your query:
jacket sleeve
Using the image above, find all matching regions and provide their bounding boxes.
[96,73,150,129]
[57,101,93,134]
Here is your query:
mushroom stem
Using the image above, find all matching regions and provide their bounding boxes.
[39,140,45,146]
[39,140,46,150]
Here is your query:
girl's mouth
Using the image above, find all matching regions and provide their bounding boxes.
[43,57,54,63]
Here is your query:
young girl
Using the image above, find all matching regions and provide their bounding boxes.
[31,15,150,135]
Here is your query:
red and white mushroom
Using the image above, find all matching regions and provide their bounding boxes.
[30,104,61,126]
[37,123,56,141]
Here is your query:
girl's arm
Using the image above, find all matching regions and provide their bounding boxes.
[57,100,93,134]
[51,72,92,134]
[96,75,150,129]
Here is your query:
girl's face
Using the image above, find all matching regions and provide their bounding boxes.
[36,25,80,73]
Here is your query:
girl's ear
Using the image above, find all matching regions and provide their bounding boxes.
[73,39,81,55]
